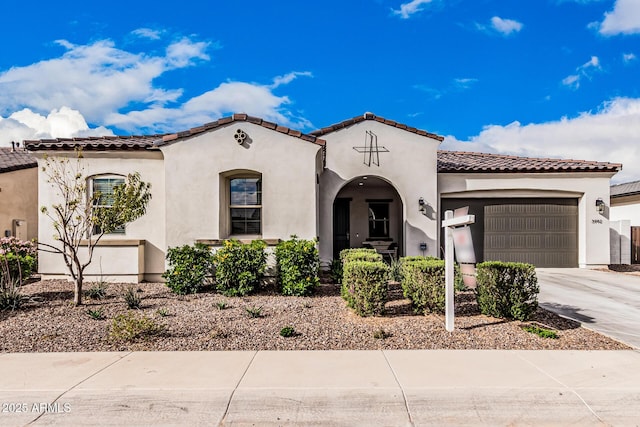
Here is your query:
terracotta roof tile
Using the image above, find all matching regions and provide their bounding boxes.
[310,112,444,142]
[0,146,37,173]
[24,135,163,151]
[437,150,621,173]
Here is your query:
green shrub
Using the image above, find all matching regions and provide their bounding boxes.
[475,261,538,321]
[341,260,389,316]
[522,324,558,339]
[214,239,267,296]
[123,285,142,309]
[279,326,296,337]
[340,248,382,264]
[0,237,37,281]
[373,328,390,339]
[275,236,319,296]
[400,257,446,314]
[163,243,213,295]
[156,308,170,317]
[329,259,343,284]
[387,258,403,282]
[0,282,25,310]
[108,312,165,343]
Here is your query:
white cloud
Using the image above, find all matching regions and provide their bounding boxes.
[453,78,478,89]
[392,0,434,19]
[562,56,601,89]
[623,52,637,63]
[131,28,162,40]
[598,0,640,35]
[0,107,113,146]
[270,71,313,89]
[441,97,640,183]
[104,80,313,133]
[0,37,313,136]
[490,16,524,35]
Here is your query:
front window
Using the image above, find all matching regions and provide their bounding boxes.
[230,177,262,235]
[92,176,125,235]
[368,202,389,238]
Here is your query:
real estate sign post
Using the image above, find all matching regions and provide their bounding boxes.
[442,209,475,332]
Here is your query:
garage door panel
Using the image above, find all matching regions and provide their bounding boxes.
[484,200,578,268]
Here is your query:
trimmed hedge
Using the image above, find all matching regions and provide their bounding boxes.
[341,260,389,316]
[340,248,382,264]
[275,236,319,296]
[162,243,213,295]
[400,257,446,314]
[475,261,539,321]
[213,239,267,296]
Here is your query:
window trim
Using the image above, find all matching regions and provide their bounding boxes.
[89,174,126,235]
[228,175,263,236]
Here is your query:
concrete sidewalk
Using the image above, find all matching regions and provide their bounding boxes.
[1,351,639,426]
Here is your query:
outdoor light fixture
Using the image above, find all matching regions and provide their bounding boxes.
[419,197,426,213]
[595,198,605,214]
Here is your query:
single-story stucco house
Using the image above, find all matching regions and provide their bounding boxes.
[24,113,621,282]
[0,144,38,241]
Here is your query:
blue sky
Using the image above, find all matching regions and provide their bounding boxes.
[1,0,639,182]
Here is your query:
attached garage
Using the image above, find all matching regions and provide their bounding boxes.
[441,198,579,268]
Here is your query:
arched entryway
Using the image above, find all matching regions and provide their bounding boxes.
[332,176,404,259]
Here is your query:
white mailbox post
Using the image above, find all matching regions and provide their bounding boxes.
[442,210,475,332]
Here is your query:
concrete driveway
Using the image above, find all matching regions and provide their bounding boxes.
[536,268,640,349]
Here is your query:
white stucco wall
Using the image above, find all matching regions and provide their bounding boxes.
[318,120,441,263]
[35,151,165,282]
[610,196,640,226]
[161,123,322,248]
[438,172,616,268]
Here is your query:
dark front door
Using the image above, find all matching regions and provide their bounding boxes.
[333,198,351,259]
[632,227,640,264]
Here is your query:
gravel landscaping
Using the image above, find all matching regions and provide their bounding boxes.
[0,278,630,352]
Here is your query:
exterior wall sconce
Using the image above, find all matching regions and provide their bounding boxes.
[419,197,426,213]
[595,198,605,214]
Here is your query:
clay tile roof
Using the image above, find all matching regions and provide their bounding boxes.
[611,180,640,197]
[437,150,622,173]
[154,114,325,147]
[24,135,164,151]
[310,112,444,142]
[0,146,37,173]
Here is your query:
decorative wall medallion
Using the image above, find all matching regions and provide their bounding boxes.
[352,130,389,167]
[234,129,248,144]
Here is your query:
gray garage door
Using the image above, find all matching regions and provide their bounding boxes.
[441,198,578,268]
[484,201,578,268]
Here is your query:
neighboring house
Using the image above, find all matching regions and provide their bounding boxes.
[25,113,621,282]
[610,180,640,264]
[0,144,38,241]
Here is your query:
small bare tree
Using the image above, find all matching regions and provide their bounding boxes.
[39,150,152,306]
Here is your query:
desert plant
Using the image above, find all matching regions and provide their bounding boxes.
[400,257,446,314]
[341,260,389,316]
[86,281,109,300]
[163,243,214,295]
[373,328,390,339]
[123,285,142,309]
[387,258,403,282]
[522,324,558,339]
[86,308,105,320]
[245,305,263,318]
[475,261,539,321]
[155,308,169,317]
[215,301,229,310]
[279,326,296,337]
[214,239,267,296]
[275,236,319,296]
[108,312,164,343]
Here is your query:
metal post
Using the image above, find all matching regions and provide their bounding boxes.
[444,210,455,332]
